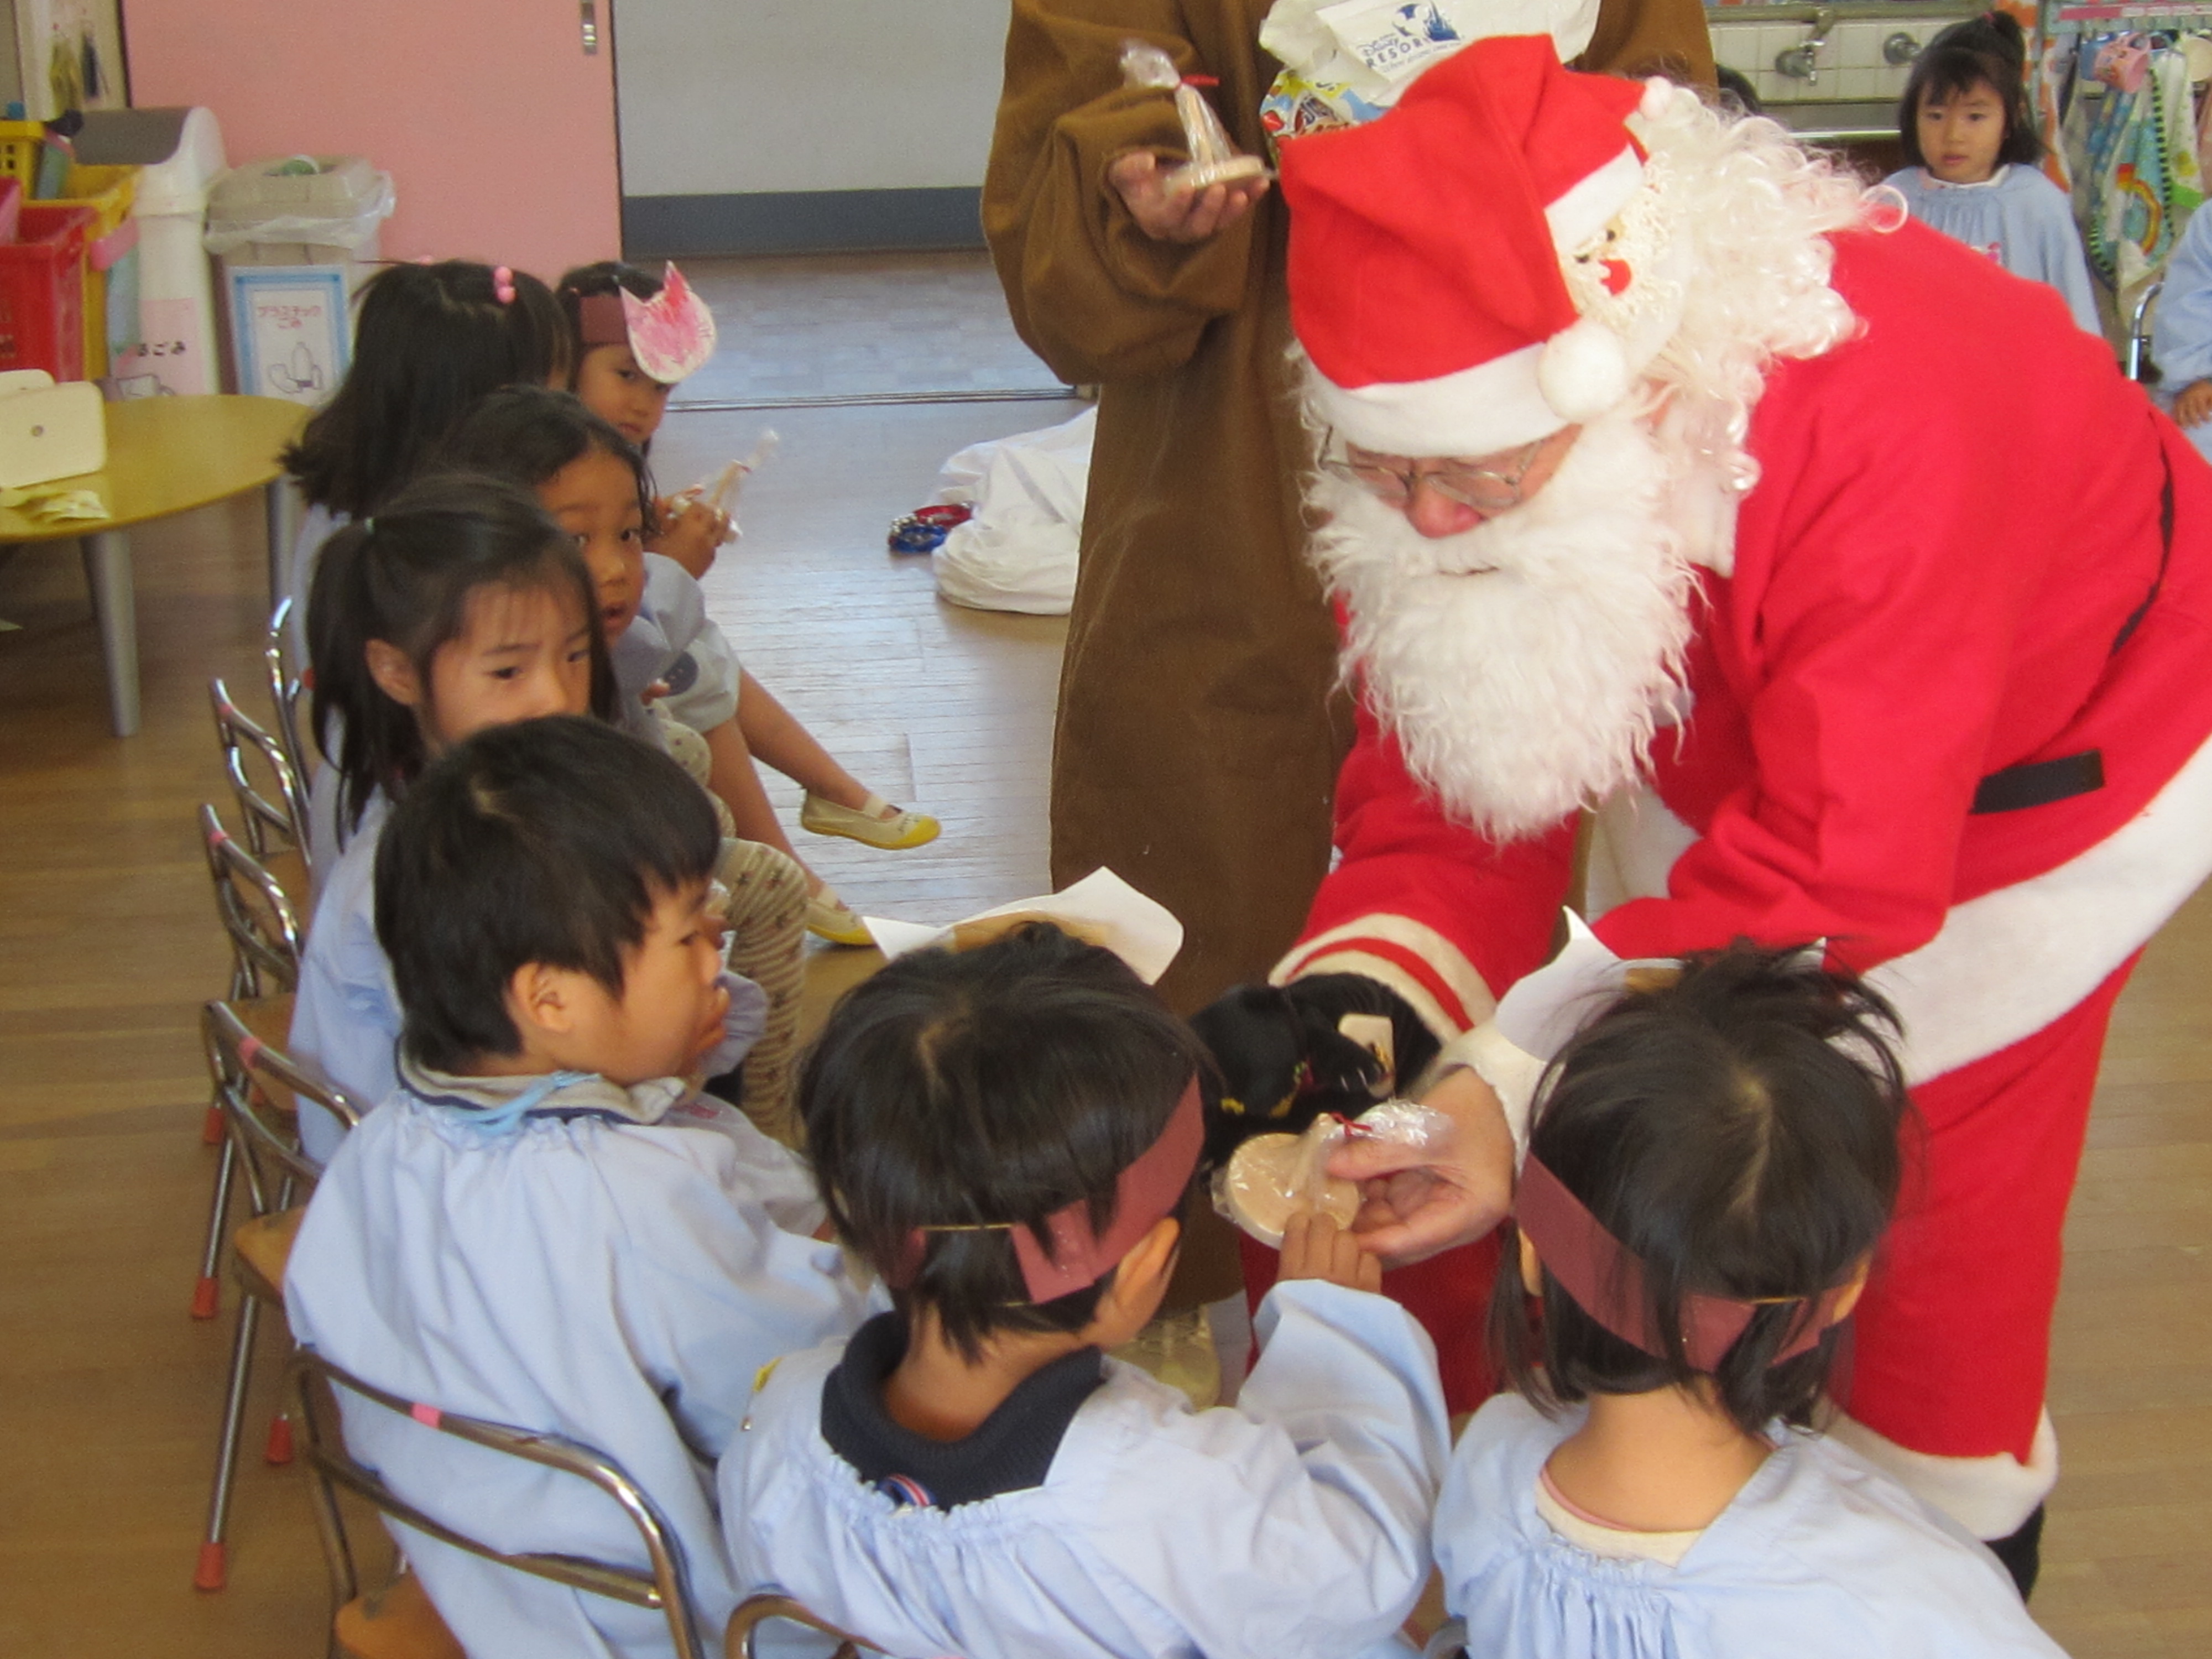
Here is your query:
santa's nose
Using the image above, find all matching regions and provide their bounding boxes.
[1404,482,1485,540]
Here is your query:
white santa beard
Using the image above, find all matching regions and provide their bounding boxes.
[1308,411,1699,842]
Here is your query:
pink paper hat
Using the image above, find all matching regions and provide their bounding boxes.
[891,1078,1204,1304]
[1516,1152,1853,1372]
[575,262,717,385]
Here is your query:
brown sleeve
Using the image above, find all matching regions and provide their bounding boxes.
[1577,0,1716,85]
[983,0,1264,385]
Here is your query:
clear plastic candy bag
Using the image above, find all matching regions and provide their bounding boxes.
[1213,1098,1451,1246]
[1120,40,1269,193]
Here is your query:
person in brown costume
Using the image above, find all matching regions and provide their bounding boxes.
[983,0,1715,1024]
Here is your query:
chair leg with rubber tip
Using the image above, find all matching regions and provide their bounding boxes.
[265,1411,293,1465]
[202,1101,225,1145]
[192,1140,238,1318]
[197,1290,263,1590]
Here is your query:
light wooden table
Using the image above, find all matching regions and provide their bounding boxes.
[0,394,306,737]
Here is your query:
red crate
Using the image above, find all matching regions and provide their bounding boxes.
[0,203,91,380]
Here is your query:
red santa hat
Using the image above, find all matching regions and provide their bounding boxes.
[1280,35,1665,457]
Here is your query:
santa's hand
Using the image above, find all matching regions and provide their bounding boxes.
[1328,1067,1515,1266]
[2176,379,2212,429]
[1278,1208,1383,1294]
[1107,151,1267,243]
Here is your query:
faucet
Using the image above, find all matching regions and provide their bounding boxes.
[1775,9,1835,80]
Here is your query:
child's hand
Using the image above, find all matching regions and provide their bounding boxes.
[1278,1208,1384,1294]
[2177,379,2212,428]
[649,493,734,580]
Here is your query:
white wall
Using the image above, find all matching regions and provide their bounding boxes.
[614,0,1011,198]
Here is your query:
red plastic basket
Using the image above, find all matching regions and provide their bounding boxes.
[0,202,91,380]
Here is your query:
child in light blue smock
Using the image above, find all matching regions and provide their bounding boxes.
[722,922,1451,1659]
[1433,945,2067,1658]
[287,474,614,1158]
[1884,13,2101,336]
[2151,201,2212,465]
[286,716,869,1659]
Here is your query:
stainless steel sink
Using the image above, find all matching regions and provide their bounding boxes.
[1767,100,1902,141]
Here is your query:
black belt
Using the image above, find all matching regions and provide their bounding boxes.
[1970,444,2174,817]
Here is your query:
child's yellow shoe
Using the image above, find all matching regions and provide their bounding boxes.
[806,887,874,947]
[800,792,941,851]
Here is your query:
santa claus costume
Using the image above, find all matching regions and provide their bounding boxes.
[1256,37,2212,1562]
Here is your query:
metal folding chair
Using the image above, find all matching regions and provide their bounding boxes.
[265,596,314,789]
[193,801,304,1318]
[196,998,364,1592]
[726,1595,875,1659]
[2127,281,2166,384]
[210,674,313,906]
[291,1349,710,1659]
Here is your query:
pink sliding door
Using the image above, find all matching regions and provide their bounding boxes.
[123,0,620,280]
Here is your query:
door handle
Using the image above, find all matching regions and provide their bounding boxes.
[581,0,599,55]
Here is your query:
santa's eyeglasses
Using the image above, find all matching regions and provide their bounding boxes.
[1318,430,1550,514]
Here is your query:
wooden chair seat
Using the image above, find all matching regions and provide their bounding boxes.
[233,993,299,1118]
[335,1569,466,1659]
[232,1206,302,1303]
[264,846,311,918]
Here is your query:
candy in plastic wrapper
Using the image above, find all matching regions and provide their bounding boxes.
[1214,1114,1359,1248]
[1120,41,1269,193]
[1347,1095,1454,1152]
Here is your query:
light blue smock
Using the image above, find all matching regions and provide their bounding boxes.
[285,1077,873,1659]
[1883,165,2103,336]
[722,1279,1450,1659]
[1436,1393,2068,1658]
[2150,202,2212,466]
[286,786,393,1163]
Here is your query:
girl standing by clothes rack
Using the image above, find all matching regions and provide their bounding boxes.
[1885,12,2103,335]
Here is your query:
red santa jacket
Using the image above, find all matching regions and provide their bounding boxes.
[1280,220,2212,1071]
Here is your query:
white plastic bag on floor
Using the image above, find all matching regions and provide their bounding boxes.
[930,406,1094,615]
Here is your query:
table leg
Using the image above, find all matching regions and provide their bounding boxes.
[80,529,140,738]
[264,476,302,612]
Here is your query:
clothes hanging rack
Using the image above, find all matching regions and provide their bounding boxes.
[2054,5,2212,23]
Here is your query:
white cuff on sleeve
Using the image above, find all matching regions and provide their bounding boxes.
[1431,1021,1547,1161]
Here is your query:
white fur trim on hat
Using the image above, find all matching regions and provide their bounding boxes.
[1308,342,1570,456]
[1537,317,1632,421]
[1544,147,1645,255]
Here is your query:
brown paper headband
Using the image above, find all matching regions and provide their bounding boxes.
[891,1079,1203,1305]
[1515,1153,1853,1373]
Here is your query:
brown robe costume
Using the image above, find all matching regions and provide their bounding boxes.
[984,0,1712,1298]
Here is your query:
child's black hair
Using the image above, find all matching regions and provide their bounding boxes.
[1898,11,2043,170]
[1489,942,1910,1438]
[443,384,654,528]
[282,260,569,519]
[800,924,1209,1363]
[374,714,721,1074]
[306,471,615,838]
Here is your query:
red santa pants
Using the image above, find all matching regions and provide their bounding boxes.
[1243,955,2134,1443]
[1848,953,2139,1463]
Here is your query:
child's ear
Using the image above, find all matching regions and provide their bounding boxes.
[505,962,581,1039]
[364,639,425,709]
[1517,1227,1545,1296]
[1119,1214,1181,1298]
[1829,1253,1875,1323]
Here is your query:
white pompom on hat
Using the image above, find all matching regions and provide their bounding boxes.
[1278,35,1655,456]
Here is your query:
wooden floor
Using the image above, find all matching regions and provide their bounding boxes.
[0,252,2205,1655]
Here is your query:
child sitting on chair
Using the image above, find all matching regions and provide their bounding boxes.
[285,714,872,1659]
[721,922,1450,1659]
[1433,945,2065,1656]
